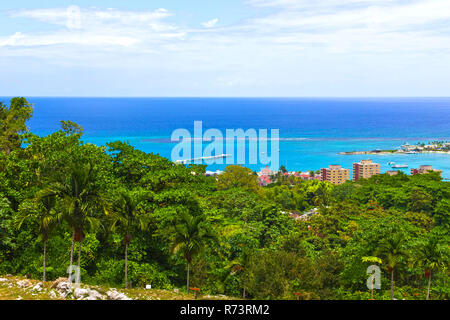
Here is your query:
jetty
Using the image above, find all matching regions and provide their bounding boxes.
[175,154,231,164]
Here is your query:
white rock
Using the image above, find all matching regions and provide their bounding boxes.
[73,288,89,299]
[49,291,57,299]
[16,296,23,300]
[0,278,8,283]
[55,281,72,297]
[51,277,69,288]
[32,282,43,292]
[86,289,104,300]
[17,280,32,288]
[145,285,152,289]
[106,289,132,300]
[56,282,72,299]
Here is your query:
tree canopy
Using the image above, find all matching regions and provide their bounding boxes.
[0,97,448,300]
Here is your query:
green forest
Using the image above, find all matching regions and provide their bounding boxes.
[0,97,449,300]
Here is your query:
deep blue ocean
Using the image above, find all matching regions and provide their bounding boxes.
[3,97,450,179]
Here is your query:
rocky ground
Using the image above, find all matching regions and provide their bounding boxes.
[0,275,235,300]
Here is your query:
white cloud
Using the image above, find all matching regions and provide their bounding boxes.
[201,18,219,28]
[2,7,180,48]
[247,0,450,31]
[1,2,450,96]
[233,0,450,55]
[9,7,173,27]
[246,0,397,9]
[0,32,139,48]
[4,2,450,53]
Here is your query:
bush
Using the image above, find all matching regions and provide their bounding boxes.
[128,261,173,289]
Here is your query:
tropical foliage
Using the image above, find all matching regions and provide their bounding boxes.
[0,97,448,300]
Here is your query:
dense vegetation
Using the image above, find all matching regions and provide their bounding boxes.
[0,98,448,300]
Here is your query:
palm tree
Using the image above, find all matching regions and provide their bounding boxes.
[376,232,408,300]
[311,182,332,207]
[414,237,447,300]
[38,162,107,279]
[170,210,216,293]
[110,188,150,289]
[16,195,59,282]
[228,248,252,299]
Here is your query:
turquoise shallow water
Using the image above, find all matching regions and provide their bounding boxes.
[2,97,449,179]
[85,135,450,179]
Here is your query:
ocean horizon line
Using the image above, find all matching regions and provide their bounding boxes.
[3,96,450,100]
[140,137,450,144]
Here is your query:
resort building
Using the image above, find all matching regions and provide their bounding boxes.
[258,175,272,186]
[257,166,276,177]
[411,165,442,176]
[401,143,421,152]
[321,165,350,185]
[296,172,321,181]
[353,159,380,181]
[256,166,278,186]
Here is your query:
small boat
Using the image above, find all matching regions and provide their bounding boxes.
[388,161,395,165]
[392,164,408,168]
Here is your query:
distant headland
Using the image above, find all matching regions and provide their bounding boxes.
[339,141,450,155]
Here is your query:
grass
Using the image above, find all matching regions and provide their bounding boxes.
[0,275,59,300]
[0,275,236,300]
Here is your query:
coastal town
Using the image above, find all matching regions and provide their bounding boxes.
[256,161,441,186]
[339,141,450,155]
[206,160,442,186]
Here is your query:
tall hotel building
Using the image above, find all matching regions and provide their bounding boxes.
[353,160,380,181]
[321,165,350,185]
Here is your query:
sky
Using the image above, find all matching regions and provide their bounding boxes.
[1,0,450,97]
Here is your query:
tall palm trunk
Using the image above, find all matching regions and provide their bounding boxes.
[371,276,374,300]
[186,263,190,293]
[43,238,47,282]
[390,270,394,300]
[426,271,432,300]
[125,242,128,289]
[243,282,246,299]
[77,240,82,285]
[69,230,75,276]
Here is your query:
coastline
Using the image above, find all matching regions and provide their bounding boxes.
[339,150,450,155]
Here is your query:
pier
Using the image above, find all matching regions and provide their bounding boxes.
[175,154,231,164]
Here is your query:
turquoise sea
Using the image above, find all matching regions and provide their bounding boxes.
[3,97,450,179]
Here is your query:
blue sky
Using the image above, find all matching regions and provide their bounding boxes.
[1,0,450,97]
